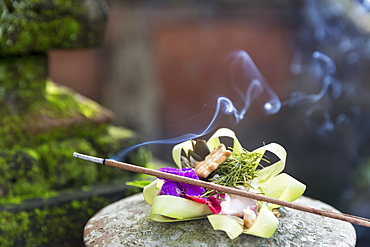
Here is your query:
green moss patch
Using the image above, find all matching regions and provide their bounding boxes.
[0,126,150,204]
[0,125,151,246]
[0,148,51,204]
[92,126,151,182]
[0,55,48,111]
[0,0,105,55]
[0,81,109,149]
[37,139,99,190]
[1,195,113,247]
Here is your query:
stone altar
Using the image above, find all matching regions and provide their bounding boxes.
[84,193,356,247]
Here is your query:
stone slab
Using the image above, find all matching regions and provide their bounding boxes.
[84,193,356,247]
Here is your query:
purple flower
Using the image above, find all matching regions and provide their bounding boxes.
[158,167,206,197]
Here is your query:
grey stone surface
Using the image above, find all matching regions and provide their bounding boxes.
[84,193,356,247]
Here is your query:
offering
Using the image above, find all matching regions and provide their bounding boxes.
[142,128,306,239]
[73,128,370,238]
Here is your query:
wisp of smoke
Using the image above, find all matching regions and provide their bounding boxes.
[112,50,281,161]
[284,51,341,107]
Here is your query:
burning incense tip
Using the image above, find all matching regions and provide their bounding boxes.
[73,152,104,164]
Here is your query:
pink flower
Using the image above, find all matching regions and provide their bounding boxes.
[185,194,224,214]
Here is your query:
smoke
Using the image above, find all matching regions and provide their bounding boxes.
[114,44,351,161]
[112,50,281,161]
[228,50,281,115]
[283,51,346,135]
[290,0,370,151]
[284,51,341,107]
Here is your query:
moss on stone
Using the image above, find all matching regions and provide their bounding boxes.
[0,0,106,55]
[0,147,52,204]
[93,126,151,162]
[0,138,148,245]
[0,139,100,204]
[37,138,99,190]
[31,122,108,147]
[0,126,151,204]
[0,81,108,149]
[0,180,145,247]
[0,72,152,204]
[91,126,151,183]
[43,81,102,119]
[0,1,146,245]
[0,195,107,247]
[0,55,47,111]
[0,128,150,246]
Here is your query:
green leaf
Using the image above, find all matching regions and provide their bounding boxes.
[257,160,285,182]
[253,142,287,169]
[143,179,163,205]
[172,140,193,168]
[126,180,153,188]
[259,173,306,208]
[150,195,212,222]
[207,214,244,239]
[206,128,243,153]
[243,203,279,238]
[207,204,279,239]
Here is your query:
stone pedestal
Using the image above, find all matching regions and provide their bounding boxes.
[84,193,356,247]
[0,1,151,246]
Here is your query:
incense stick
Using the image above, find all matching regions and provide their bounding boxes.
[73,152,370,228]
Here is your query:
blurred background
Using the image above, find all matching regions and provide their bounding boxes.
[44,0,370,245]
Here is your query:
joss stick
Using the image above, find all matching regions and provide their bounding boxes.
[73,152,370,228]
